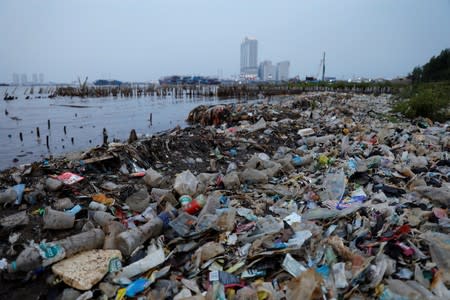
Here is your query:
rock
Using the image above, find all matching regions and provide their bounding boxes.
[125,188,150,212]
[0,188,17,204]
[60,288,81,300]
[240,168,268,184]
[45,177,63,192]
[223,172,240,190]
[414,186,450,206]
[92,211,116,227]
[197,173,218,193]
[297,128,315,137]
[194,241,225,265]
[100,181,120,191]
[143,168,163,188]
[151,188,178,206]
[52,249,122,291]
[99,282,120,298]
[53,197,74,210]
[247,118,266,132]
[0,211,29,229]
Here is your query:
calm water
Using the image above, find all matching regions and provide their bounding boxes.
[0,86,237,171]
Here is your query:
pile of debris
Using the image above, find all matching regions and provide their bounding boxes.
[0,92,449,300]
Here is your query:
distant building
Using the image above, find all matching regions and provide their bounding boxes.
[158,76,220,85]
[32,73,38,84]
[258,60,276,81]
[39,73,44,84]
[12,73,20,85]
[276,61,290,81]
[20,74,28,85]
[240,37,258,79]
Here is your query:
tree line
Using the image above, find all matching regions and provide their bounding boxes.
[409,48,450,83]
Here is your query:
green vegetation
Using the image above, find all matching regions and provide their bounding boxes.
[409,49,450,83]
[393,49,450,122]
[393,81,450,122]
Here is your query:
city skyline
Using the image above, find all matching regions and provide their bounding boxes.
[0,0,449,82]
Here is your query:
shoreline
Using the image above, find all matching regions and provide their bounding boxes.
[0,91,449,299]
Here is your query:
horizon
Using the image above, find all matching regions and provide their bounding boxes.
[1,0,449,83]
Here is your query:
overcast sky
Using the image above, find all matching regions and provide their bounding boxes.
[0,0,449,83]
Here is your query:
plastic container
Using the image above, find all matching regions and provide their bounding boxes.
[324,169,346,202]
[179,195,193,207]
[88,201,107,211]
[116,242,165,280]
[43,207,75,230]
[8,229,105,273]
[291,155,313,167]
[92,211,116,227]
[183,194,206,214]
[116,211,175,256]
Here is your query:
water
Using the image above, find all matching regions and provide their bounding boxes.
[0,86,237,171]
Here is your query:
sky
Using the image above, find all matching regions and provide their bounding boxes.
[0,0,449,83]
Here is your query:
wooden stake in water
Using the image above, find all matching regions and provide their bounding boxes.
[64,126,67,135]
[48,119,51,130]
[19,132,23,142]
[103,128,108,146]
[46,136,49,149]
[36,127,40,138]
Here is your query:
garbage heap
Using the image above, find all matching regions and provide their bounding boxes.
[0,92,449,300]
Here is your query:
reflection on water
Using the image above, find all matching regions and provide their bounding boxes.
[0,86,237,170]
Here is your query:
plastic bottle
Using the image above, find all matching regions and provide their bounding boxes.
[179,195,192,207]
[88,201,107,211]
[324,169,346,202]
[103,221,126,249]
[8,229,105,273]
[43,207,75,230]
[291,154,313,167]
[183,194,206,214]
[116,242,165,280]
[125,278,150,297]
[92,211,116,227]
[115,210,176,256]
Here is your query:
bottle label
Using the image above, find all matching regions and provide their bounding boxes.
[108,257,122,273]
[37,242,66,267]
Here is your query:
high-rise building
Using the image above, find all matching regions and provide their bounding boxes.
[258,60,276,81]
[20,74,28,85]
[32,73,38,84]
[240,37,258,79]
[12,73,20,85]
[276,61,290,81]
[39,73,44,84]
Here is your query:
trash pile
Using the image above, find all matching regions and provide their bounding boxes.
[0,92,449,300]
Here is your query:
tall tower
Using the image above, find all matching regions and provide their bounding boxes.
[240,37,258,79]
[322,52,326,82]
[276,61,290,81]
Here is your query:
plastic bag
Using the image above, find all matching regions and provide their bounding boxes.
[323,169,346,202]
[174,170,199,196]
